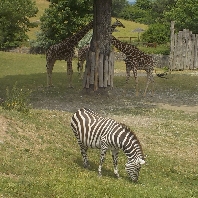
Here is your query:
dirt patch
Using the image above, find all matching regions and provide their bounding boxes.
[157,103,198,114]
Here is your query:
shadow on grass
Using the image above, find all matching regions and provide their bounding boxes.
[0,72,197,113]
[74,156,124,180]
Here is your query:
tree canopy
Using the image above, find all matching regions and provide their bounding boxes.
[165,0,198,33]
[2,0,198,50]
[34,0,92,49]
[0,0,38,50]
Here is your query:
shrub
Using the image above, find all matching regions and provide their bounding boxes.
[141,23,170,44]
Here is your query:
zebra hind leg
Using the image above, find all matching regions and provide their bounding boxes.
[98,147,107,177]
[79,144,89,168]
[112,149,120,178]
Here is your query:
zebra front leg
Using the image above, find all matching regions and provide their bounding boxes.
[98,147,107,177]
[112,149,119,178]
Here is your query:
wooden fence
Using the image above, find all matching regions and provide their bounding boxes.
[169,21,198,70]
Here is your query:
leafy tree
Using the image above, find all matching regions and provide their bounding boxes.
[120,4,152,24]
[164,0,198,33]
[120,0,177,25]
[34,0,92,49]
[112,0,129,17]
[0,0,38,50]
[141,23,170,44]
[135,0,152,10]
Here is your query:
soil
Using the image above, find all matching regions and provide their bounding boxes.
[31,83,198,115]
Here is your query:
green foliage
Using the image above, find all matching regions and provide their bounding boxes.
[141,23,170,44]
[119,5,153,24]
[77,31,93,48]
[112,0,129,17]
[165,0,198,33]
[139,44,170,55]
[0,0,38,50]
[2,82,31,114]
[33,0,93,49]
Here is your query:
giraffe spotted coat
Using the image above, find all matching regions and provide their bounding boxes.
[46,21,93,87]
[111,35,155,96]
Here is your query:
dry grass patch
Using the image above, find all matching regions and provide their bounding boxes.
[0,115,9,143]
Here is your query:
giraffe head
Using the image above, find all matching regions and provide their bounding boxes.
[114,18,125,29]
[110,19,125,34]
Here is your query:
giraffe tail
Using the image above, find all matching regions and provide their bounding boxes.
[77,61,80,72]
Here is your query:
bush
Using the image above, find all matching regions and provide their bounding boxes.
[2,82,31,114]
[141,23,170,44]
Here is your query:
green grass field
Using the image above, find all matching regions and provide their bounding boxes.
[0,51,198,197]
[1,1,198,197]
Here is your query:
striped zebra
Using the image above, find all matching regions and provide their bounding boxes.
[71,108,145,182]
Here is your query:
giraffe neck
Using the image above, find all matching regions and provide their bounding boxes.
[66,21,93,46]
[110,24,118,33]
[111,35,137,54]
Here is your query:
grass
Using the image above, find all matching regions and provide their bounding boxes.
[0,51,198,197]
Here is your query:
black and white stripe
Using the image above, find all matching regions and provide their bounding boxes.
[71,108,145,182]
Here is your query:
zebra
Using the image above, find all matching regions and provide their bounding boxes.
[71,108,145,182]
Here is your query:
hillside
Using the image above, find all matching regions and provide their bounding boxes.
[27,0,147,41]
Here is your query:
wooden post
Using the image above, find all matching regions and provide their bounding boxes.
[169,21,175,73]
[194,35,198,69]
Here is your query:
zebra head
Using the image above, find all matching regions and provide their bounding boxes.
[125,158,145,182]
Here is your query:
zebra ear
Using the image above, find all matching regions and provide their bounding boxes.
[139,158,145,165]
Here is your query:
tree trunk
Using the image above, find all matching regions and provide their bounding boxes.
[83,0,114,92]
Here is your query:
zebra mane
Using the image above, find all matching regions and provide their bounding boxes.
[120,122,144,159]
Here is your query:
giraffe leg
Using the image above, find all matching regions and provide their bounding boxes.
[144,72,154,96]
[132,68,138,96]
[46,67,52,87]
[143,74,149,97]
[46,61,55,87]
[79,60,84,79]
[67,59,73,88]
[126,64,131,83]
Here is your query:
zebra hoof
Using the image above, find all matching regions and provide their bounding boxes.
[83,164,90,169]
[115,174,120,178]
[98,174,102,178]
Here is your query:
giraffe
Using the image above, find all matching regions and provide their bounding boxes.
[111,35,155,96]
[77,19,125,79]
[77,44,90,79]
[46,21,93,87]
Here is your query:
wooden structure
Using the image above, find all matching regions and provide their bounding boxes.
[170,21,198,70]
[83,51,114,88]
[117,37,137,43]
